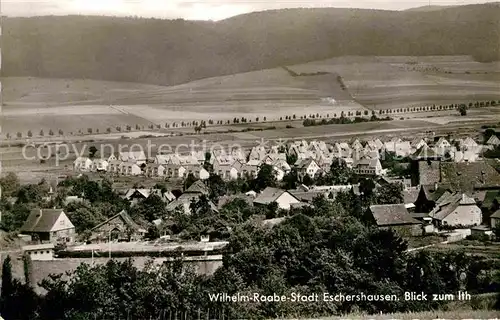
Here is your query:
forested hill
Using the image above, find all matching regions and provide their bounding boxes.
[2,3,500,86]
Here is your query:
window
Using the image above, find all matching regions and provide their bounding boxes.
[46,251,50,254]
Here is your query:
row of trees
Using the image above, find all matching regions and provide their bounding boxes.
[8,98,496,139]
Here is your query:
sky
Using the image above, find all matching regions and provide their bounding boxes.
[1,0,498,20]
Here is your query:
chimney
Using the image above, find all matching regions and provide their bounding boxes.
[434,182,438,191]
[462,193,466,202]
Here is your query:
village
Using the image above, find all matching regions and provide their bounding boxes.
[4,129,498,281]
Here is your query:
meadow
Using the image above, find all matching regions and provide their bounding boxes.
[1,55,498,141]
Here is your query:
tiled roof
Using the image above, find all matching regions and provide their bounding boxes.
[254,187,287,205]
[440,162,500,192]
[185,180,209,195]
[21,209,71,233]
[91,210,143,232]
[369,204,421,226]
[491,209,500,219]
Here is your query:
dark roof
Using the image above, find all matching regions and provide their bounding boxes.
[217,195,254,209]
[185,180,209,195]
[440,162,500,192]
[421,185,451,202]
[91,210,143,232]
[21,209,67,233]
[288,190,324,203]
[369,204,421,226]
[491,209,500,219]
[254,187,287,205]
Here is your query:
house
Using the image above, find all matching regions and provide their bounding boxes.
[460,137,478,150]
[21,209,75,243]
[414,184,452,213]
[124,188,172,203]
[74,157,93,171]
[185,180,210,195]
[241,164,260,179]
[439,162,500,193]
[273,166,286,182]
[91,159,109,172]
[144,163,165,177]
[486,135,500,146]
[22,243,55,261]
[353,158,382,176]
[351,139,363,150]
[120,163,142,176]
[453,150,479,163]
[90,210,146,242]
[410,138,428,151]
[164,164,186,179]
[489,208,500,228]
[435,137,451,149]
[118,151,147,165]
[249,146,267,161]
[429,193,482,227]
[107,160,122,174]
[183,165,210,180]
[253,187,301,210]
[262,153,287,165]
[368,204,422,236]
[296,159,321,179]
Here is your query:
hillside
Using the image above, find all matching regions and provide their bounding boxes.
[2,3,500,86]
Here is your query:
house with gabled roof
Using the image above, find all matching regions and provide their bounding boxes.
[185,180,210,195]
[429,193,482,227]
[90,210,146,242]
[486,135,500,146]
[21,209,75,243]
[410,138,428,152]
[295,159,321,179]
[164,164,186,179]
[91,159,109,172]
[74,157,93,172]
[351,139,363,150]
[353,158,382,176]
[119,151,147,165]
[414,184,452,213]
[435,137,451,149]
[144,163,166,177]
[253,187,301,210]
[460,137,478,150]
[491,209,500,228]
[368,204,422,236]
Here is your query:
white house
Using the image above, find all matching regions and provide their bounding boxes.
[353,159,383,176]
[22,243,55,261]
[486,135,500,146]
[296,159,321,179]
[74,157,93,171]
[92,159,109,172]
[144,163,166,177]
[119,151,147,165]
[253,187,301,210]
[435,137,451,149]
[121,163,142,176]
[430,193,482,227]
[164,164,186,179]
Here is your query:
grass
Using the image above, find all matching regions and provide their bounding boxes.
[292,55,500,110]
[4,55,498,139]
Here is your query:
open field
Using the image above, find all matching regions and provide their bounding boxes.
[292,55,500,110]
[2,55,498,138]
